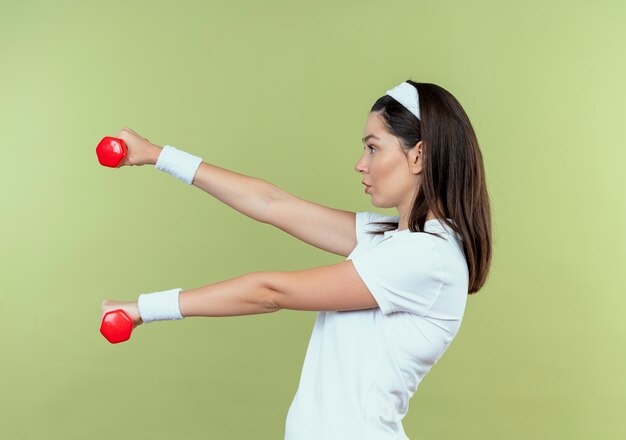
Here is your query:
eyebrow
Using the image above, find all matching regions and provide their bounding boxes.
[361,134,380,143]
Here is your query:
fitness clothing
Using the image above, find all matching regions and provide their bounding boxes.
[284,211,469,440]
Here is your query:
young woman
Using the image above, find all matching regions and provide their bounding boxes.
[100,79,492,440]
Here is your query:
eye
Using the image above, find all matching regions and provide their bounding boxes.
[367,145,376,154]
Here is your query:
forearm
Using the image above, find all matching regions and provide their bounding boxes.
[100,274,277,340]
[178,273,280,317]
[148,143,278,223]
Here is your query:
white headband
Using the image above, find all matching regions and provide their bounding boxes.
[385,81,421,120]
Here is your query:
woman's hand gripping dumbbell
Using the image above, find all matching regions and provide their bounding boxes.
[96,127,162,168]
[100,301,144,344]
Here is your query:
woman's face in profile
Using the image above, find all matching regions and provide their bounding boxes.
[355,111,422,209]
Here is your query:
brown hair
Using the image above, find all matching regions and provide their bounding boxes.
[365,80,492,294]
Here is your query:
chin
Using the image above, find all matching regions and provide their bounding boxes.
[370,197,394,209]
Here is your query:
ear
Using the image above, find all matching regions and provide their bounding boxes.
[407,140,423,175]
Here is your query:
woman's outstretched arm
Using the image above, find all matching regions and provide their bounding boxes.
[101,261,379,326]
[180,260,378,317]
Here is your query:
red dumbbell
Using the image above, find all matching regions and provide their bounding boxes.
[100,309,134,344]
[96,136,128,168]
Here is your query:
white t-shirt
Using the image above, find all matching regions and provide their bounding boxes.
[284,211,469,440]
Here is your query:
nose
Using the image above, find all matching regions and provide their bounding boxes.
[354,154,367,174]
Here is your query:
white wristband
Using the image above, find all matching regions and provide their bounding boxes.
[155,145,203,185]
[137,288,184,323]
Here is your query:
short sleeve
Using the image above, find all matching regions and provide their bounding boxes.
[350,235,443,316]
[355,211,400,244]
[355,211,372,244]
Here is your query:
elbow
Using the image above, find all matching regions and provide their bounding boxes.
[263,293,282,313]
[251,272,283,313]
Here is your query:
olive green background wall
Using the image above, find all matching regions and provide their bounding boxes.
[1,0,624,438]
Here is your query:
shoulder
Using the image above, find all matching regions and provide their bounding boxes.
[395,230,469,293]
